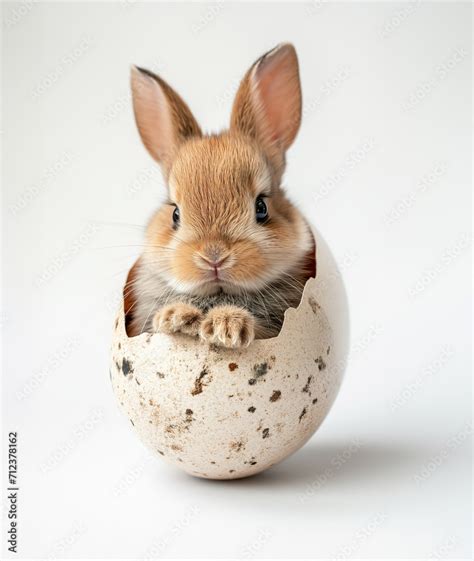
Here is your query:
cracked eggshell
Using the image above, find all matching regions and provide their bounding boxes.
[110,231,349,480]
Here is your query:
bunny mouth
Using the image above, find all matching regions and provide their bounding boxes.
[194,275,242,296]
[193,264,266,295]
[203,267,229,285]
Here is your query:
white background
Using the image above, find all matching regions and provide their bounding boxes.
[2,1,472,559]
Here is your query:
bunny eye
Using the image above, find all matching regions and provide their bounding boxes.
[172,205,180,227]
[255,196,268,223]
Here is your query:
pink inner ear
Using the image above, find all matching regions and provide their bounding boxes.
[252,46,301,149]
[131,67,176,166]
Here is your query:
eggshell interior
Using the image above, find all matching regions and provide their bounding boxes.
[110,229,349,480]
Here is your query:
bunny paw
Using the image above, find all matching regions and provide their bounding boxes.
[200,306,255,348]
[152,303,203,336]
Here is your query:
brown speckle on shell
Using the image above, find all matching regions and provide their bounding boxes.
[269,390,282,402]
[229,440,245,452]
[253,362,269,378]
[308,297,320,314]
[228,362,238,371]
[262,428,270,439]
[299,407,307,422]
[247,406,256,413]
[302,376,313,394]
[248,361,271,385]
[191,367,210,396]
[122,357,133,376]
[315,356,326,371]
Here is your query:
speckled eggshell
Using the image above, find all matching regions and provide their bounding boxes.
[110,275,345,480]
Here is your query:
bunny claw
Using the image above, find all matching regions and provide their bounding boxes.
[200,306,255,348]
[152,303,203,337]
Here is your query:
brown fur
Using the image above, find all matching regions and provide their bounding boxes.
[126,44,315,347]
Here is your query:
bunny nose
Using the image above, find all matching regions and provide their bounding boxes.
[198,245,229,269]
[201,254,228,268]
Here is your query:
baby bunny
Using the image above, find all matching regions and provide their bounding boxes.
[125,43,316,347]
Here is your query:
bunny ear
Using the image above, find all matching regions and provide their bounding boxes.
[131,66,202,176]
[230,44,302,181]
